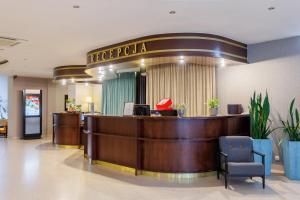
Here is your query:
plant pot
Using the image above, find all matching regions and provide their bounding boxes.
[209,108,218,116]
[253,139,272,176]
[177,109,185,118]
[282,140,300,180]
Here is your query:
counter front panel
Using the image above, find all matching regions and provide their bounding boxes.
[53,113,81,147]
[85,115,250,174]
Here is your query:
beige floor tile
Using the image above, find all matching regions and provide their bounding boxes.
[0,139,299,200]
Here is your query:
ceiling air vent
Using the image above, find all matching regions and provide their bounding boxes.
[0,59,9,65]
[0,36,25,47]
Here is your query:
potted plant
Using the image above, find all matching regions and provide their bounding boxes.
[249,92,275,176]
[208,98,220,116]
[66,98,82,112]
[176,103,186,118]
[281,98,300,180]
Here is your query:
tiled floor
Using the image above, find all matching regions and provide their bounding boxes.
[0,139,299,200]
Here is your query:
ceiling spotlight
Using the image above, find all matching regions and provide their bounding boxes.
[73,5,80,8]
[169,10,176,15]
[98,70,105,75]
[61,79,66,86]
[219,58,225,67]
[268,7,275,11]
[85,82,89,87]
[71,78,75,83]
[141,59,145,63]
[180,55,184,59]
[141,63,145,67]
[179,59,185,64]
[109,65,113,71]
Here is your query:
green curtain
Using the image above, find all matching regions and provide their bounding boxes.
[102,72,136,116]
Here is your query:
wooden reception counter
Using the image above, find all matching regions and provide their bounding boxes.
[53,113,83,148]
[84,114,250,176]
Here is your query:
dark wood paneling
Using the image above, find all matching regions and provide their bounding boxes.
[87,33,247,68]
[97,135,137,168]
[84,115,250,173]
[94,116,139,137]
[53,65,91,80]
[53,113,81,146]
[142,140,217,173]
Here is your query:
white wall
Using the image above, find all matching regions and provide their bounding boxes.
[92,84,102,112]
[47,81,68,139]
[217,36,300,158]
[67,83,102,113]
[8,77,67,139]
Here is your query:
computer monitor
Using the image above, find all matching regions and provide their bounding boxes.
[133,104,150,116]
[150,109,178,116]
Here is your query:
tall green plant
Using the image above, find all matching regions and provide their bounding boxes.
[249,92,274,139]
[281,98,300,141]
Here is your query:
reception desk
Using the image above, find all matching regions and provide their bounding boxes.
[84,114,250,176]
[53,113,83,148]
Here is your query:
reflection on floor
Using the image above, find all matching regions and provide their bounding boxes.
[0,139,299,200]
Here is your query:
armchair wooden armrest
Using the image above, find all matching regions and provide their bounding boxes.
[253,150,265,166]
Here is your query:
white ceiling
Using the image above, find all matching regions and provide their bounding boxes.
[0,0,300,78]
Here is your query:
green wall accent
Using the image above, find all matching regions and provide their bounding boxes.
[102,73,136,116]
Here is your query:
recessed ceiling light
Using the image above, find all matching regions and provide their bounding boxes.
[169,10,176,15]
[141,59,145,63]
[180,55,184,59]
[179,59,185,64]
[61,79,66,85]
[85,82,89,87]
[268,7,275,11]
[109,65,113,71]
[73,5,80,8]
[98,70,105,75]
[71,78,75,83]
[219,58,225,67]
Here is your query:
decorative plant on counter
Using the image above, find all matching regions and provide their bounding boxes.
[208,98,220,116]
[249,92,275,139]
[176,103,186,117]
[66,98,82,112]
[281,98,300,141]
[280,98,300,180]
[249,91,275,176]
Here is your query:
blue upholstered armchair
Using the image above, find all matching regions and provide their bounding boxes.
[217,136,266,189]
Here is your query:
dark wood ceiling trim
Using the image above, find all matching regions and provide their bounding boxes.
[53,65,91,80]
[86,33,247,69]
